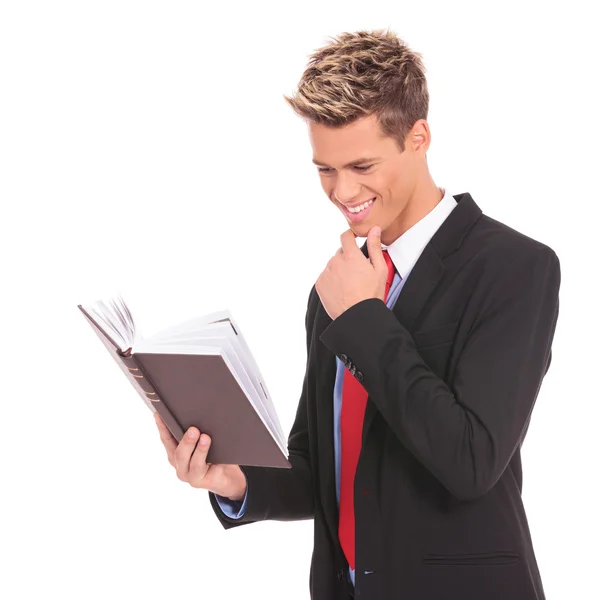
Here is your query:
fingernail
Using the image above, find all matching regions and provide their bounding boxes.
[200,434,209,446]
[188,429,198,440]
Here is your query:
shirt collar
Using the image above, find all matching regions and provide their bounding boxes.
[381,187,457,279]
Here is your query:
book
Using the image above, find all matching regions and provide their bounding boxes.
[78,295,291,468]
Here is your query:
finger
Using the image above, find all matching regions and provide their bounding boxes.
[366,226,386,271]
[174,427,200,479]
[188,433,211,481]
[154,412,178,464]
[340,229,359,255]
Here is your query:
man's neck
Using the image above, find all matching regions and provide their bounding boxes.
[381,179,444,246]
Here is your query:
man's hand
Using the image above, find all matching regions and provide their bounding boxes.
[154,412,247,501]
[316,226,388,320]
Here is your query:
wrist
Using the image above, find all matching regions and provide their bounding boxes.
[226,466,247,502]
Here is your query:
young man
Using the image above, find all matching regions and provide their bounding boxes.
[154,29,560,600]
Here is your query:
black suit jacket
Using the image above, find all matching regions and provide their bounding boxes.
[210,192,561,600]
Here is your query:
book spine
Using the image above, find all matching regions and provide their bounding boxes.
[117,348,185,442]
[78,304,185,442]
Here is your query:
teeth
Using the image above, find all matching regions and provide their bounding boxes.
[348,199,374,213]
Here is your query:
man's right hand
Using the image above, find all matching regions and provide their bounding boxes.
[154,412,247,502]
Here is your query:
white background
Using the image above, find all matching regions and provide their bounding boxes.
[1,1,598,598]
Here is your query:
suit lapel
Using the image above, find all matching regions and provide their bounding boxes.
[358,192,482,328]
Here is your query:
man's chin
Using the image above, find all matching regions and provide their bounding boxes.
[348,221,376,239]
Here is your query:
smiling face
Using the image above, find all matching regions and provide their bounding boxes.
[308,113,432,245]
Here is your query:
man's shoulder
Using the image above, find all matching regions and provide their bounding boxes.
[459,212,561,308]
[469,211,558,270]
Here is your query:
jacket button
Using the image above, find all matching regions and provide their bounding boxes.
[350,365,356,375]
[356,371,364,382]
[337,569,345,580]
[340,354,348,364]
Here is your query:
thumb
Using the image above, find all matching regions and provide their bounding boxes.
[367,226,386,272]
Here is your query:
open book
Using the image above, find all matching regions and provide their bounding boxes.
[78,296,290,468]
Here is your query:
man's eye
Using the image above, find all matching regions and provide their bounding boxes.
[317,165,372,174]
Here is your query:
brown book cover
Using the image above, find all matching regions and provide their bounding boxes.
[78,304,291,469]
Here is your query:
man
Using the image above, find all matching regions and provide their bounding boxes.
[154,29,560,599]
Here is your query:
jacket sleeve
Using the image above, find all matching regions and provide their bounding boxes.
[209,286,316,529]
[319,245,561,501]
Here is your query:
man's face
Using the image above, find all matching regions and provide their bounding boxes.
[308,113,424,244]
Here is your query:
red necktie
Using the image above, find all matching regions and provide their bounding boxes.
[339,249,396,570]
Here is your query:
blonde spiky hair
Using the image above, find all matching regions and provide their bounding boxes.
[284,28,429,153]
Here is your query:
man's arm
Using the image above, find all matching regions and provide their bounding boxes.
[319,244,561,501]
[210,286,317,528]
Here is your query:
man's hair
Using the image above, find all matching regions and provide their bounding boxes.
[284,29,429,153]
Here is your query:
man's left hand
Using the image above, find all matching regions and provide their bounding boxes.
[316,226,389,321]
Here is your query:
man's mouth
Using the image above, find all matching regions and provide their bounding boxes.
[345,198,375,213]
[341,198,376,223]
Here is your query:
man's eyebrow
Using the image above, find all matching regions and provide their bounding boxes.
[311,157,381,168]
